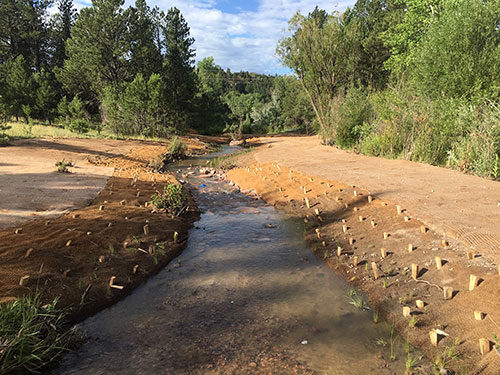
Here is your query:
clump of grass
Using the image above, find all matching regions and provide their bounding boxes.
[55,159,73,173]
[347,289,368,310]
[0,295,74,373]
[150,184,188,216]
[433,338,460,375]
[168,136,187,159]
[408,316,419,328]
[405,352,418,375]
[389,325,397,361]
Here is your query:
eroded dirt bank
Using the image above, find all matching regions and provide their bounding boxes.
[0,136,217,322]
[227,153,500,374]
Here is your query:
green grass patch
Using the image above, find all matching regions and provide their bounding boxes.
[0,295,74,374]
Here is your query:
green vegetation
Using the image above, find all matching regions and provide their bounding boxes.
[168,137,188,159]
[0,295,73,374]
[55,159,73,173]
[433,338,460,374]
[149,184,188,216]
[278,0,500,178]
[347,289,368,310]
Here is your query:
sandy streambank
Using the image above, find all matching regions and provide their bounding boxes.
[0,139,208,322]
[227,162,500,375]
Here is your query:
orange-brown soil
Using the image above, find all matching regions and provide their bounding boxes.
[227,146,500,374]
[0,136,218,322]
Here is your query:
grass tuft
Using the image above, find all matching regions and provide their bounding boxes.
[0,294,74,374]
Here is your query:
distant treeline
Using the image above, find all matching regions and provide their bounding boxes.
[0,0,313,141]
[278,0,500,178]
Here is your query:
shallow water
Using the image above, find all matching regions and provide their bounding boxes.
[55,147,411,374]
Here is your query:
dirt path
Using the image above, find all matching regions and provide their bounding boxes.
[0,138,138,228]
[251,136,500,264]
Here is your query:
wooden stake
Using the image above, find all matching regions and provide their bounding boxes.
[396,205,402,215]
[99,205,104,211]
[25,248,33,257]
[65,240,72,247]
[335,196,340,202]
[403,306,411,317]
[358,215,363,222]
[467,251,475,260]
[322,241,326,247]
[98,255,105,263]
[435,256,442,270]
[143,224,149,235]
[173,231,179,243]
[380,248,387,258]
[429,330,438,347]
[371,262,379,279]
[305,197,310,208]
[479,339,491,355]
[408,244,413,252]
[443,286,453,300]
[383,232,389,240]
[370,220,376,228]
[353,207,359,212]
[349,237,354,245]
[19,275,30,286]
[469,274,478,291]
[381,202,387,206]
[337,246,342,257]
[498,264,500,276]
[342,225,347,233]
[416,300,425,309]
[314,208,320,216]
[420,225,427,233]
[474,311,484,320]
[441,239,448,247]
[353,190,357,197]
[411,264,419,280]
[367,195,372,203]
[132,265,139,274]
[404,216,409,222]
[15,228,22,234]
[315,228,321,239]
[353,256,358,267]
[136,191,141,197]
[120,200,126,206]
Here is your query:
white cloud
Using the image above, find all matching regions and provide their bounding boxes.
[74,0,356,74]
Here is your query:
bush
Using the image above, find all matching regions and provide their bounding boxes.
[68,119,89,134]
[335,87,372,148]
[447,103,500,178]
[168,136,187,159]
[0,295,73,374]
[150,184,188,215]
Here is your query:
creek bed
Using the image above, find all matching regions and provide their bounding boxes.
[55,147,418,374]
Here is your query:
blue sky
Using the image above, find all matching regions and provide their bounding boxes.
[73,0,356,74]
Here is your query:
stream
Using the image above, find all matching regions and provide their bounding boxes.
[55,146,413,374]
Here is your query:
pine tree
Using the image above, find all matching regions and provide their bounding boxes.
[52,0,77,68]
[160,7,196,134]
[128,0,162,78]
[58,0,131,104]
[1,55,35,121]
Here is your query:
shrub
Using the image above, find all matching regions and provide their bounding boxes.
[68,119,89,134]
[55,159,73,173]
[335,86,372,148]
[168,136,187,159]
[447,103,500,178]
[0,295,73,374]
[150,184,188,215]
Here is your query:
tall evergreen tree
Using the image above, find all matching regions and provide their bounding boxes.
[52,0,77,68]
[160,7,196,133]
[128,0,162,78]
[58,0,131,106]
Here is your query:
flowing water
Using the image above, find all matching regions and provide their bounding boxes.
[55,147,412,374]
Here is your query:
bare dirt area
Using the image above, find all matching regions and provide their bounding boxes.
[249,136,500,265]
[0,136,214,321]
[227,139,500,375]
